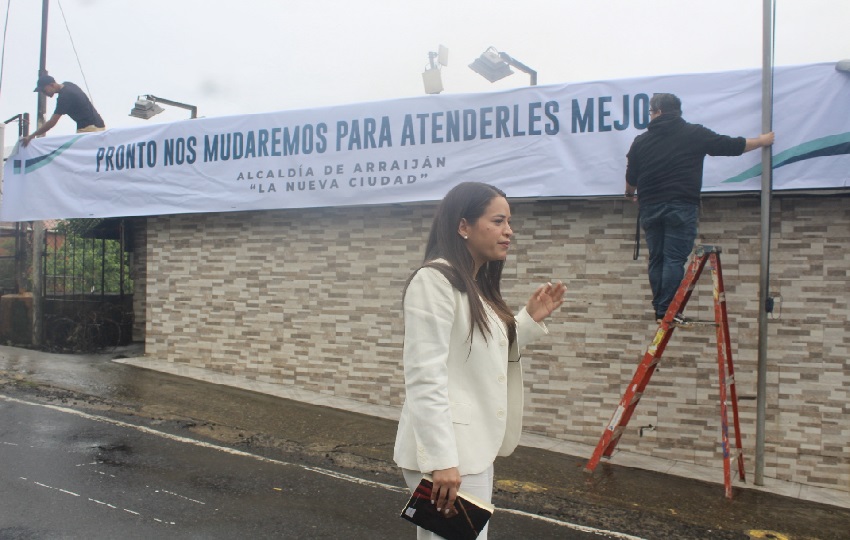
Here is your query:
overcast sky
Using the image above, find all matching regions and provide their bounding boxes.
[1,0,848,139]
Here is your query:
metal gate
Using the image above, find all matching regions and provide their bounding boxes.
[0,222,28,295]
[41,218,134,352]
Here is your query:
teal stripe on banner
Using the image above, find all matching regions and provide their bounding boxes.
[19,136,85,175]
[723,132,850,184]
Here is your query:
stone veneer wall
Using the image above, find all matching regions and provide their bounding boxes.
[130,218,147,343]
[144,194,849,493]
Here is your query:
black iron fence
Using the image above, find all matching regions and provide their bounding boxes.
[0,222,28,295]
[41,219,134,352]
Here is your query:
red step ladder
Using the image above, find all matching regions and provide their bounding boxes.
[584,245,745,499]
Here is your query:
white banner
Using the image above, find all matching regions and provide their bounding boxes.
[2,63,848,221]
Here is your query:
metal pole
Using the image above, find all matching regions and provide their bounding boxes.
[146,95,198,119]
[119,220,125,298]
[31,0,50,347]
[37,0,49,124]
[498,53,538,86]
[755,0,774,486]
[3,115,32,294]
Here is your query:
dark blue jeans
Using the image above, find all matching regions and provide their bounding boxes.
[640,201,698,320]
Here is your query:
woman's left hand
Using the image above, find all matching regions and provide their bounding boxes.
[526,281,567,323]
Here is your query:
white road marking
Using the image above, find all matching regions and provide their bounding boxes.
[500,508,645,540]
[33,481,80,497]
[26,478,172,524]
[1,393,644,539]
[24,478,171,524]
[157,489,206,505]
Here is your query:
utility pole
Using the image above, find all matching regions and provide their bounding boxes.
[755,0,775,486]
[31,0,50,347]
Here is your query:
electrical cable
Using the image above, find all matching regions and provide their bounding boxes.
[0,0,13,100]
[56,0,95,105]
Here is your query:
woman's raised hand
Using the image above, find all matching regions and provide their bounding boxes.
[526,281,567,323]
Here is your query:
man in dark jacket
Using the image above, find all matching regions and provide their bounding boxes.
[625,93,774,324]
[23,74,105,145]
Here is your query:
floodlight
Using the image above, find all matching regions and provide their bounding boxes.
[469,48,513,83]
[129,98,164,120]
[836,59,850,73]
[129,94,198,120]
[469,47,537,86]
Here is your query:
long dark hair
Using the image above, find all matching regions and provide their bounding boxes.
[405,182,517,345]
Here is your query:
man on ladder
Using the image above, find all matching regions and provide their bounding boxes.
[624,93,774,325]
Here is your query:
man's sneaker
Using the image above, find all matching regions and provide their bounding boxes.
[670,313,694,327]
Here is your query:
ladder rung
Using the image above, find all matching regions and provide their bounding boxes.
[725,448,744,460]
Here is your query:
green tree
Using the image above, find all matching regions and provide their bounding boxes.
[45,219,133,295]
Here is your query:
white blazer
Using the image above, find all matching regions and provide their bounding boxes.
[393,265,548,476]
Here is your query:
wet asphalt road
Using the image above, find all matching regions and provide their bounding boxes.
[0,394,618,539]
[2,344,849,539]
[2,396,404,538]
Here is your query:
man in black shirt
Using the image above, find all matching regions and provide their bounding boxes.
[23,74,105,145]
[625,93,774,324]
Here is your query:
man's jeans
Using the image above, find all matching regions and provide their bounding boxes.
[639,201,698,320]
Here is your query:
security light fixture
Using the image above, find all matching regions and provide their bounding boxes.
[469,47,513,83]
[129,95,198,119]
[469,47,537,86]
[423,45,449,94]
[129,97,165,119]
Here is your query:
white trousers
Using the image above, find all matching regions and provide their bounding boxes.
[402,465,494,540]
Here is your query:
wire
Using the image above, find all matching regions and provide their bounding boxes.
[0,0,12,100]
[56,0,95,105]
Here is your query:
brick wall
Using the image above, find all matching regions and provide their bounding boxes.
[144,193,850,492]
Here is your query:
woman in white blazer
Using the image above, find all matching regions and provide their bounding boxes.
[394,182,566,539]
